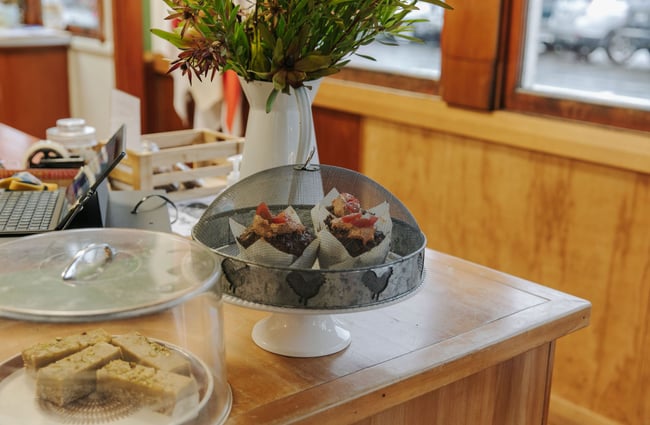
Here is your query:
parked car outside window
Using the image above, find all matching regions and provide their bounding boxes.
[605,1,650,64]
[543,0,630,59]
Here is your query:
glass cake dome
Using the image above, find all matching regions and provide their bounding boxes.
[0,228,231,425]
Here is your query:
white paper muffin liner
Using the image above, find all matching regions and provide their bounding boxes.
[310,189,392,270]
[230,206,319,269]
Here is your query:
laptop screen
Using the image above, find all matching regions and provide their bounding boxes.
[63,168,90,208]
[57,125,126,230]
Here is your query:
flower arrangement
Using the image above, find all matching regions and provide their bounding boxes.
[153,0,451,110]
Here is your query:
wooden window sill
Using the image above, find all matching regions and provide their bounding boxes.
[314,78,650,175]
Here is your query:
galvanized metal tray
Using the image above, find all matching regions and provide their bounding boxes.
[192,164,426,310]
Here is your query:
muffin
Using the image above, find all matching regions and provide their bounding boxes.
[312,189,392,269]
[230,202,319,268]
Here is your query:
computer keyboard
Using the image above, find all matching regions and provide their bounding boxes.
[0,191,59,232]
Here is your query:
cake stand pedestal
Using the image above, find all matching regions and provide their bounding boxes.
[225,283,423,357]
[252,313,351,357]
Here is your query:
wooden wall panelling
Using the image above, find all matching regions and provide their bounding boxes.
[0,46,70,138]
[112,0,145,129]
[359,117,649,425]
[143,55,190,134]
[351,343,553,425]
[313,106,362,170]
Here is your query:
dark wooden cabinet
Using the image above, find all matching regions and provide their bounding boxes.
[0,44,70,138]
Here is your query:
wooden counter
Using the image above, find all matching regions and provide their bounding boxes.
[217,249,590,425]
[0,247,590,425]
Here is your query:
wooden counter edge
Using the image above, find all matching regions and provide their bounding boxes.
[228,303,589,425]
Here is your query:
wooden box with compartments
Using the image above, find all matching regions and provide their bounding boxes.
[108,129,244,201]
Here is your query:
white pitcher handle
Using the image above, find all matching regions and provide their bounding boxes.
[294,85,314,166]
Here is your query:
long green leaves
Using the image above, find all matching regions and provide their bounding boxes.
[153,0,452,106]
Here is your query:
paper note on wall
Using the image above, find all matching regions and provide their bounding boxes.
[110,89,142,151]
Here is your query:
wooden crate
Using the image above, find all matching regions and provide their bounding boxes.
[109,129,244,201]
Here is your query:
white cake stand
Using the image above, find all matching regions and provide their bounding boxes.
[190,164,429,358]
[225,280,423,357]
[252,311,351,357]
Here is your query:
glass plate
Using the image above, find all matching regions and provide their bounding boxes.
[0,340,214,425]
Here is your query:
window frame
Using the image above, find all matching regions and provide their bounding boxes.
[330,67,440,97]
[23,0,647,134]
[501,0,649,133]
[323,0,650,133]
[23,0,105,41]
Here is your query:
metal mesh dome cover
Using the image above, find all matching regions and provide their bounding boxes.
[192,164,426,309]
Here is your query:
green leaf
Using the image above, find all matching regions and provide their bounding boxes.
[251,33,269,72]
[354,53,377,61]
[419,0,454,10]
[266,89,280,113]
[294,54,332,72]
[258,21,276,47]
[272,38,285,68]
[273,70,288,92]
[152,0,453,86]
[308,67,342,79]
[150,29,187,49]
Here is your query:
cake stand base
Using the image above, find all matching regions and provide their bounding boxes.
[251,313,351,357]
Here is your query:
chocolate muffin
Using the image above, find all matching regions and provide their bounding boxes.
[236,203,316,258]
[312,189,392,269]
[324,212,386,258]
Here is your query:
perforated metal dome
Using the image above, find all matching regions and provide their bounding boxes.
[192,164,426,309]
[197,164,420,226]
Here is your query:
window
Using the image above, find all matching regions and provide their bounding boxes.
[349,3,443,80]
[21,0,104,40]
[332,0,649,132]
[504,0,649,131]
[522,0,649,109]
[57,0,103,40]
[330,3,444,96]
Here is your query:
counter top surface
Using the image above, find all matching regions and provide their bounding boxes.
[0,26,71,47]
[221,249,590,424]
[0,239,590,424]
